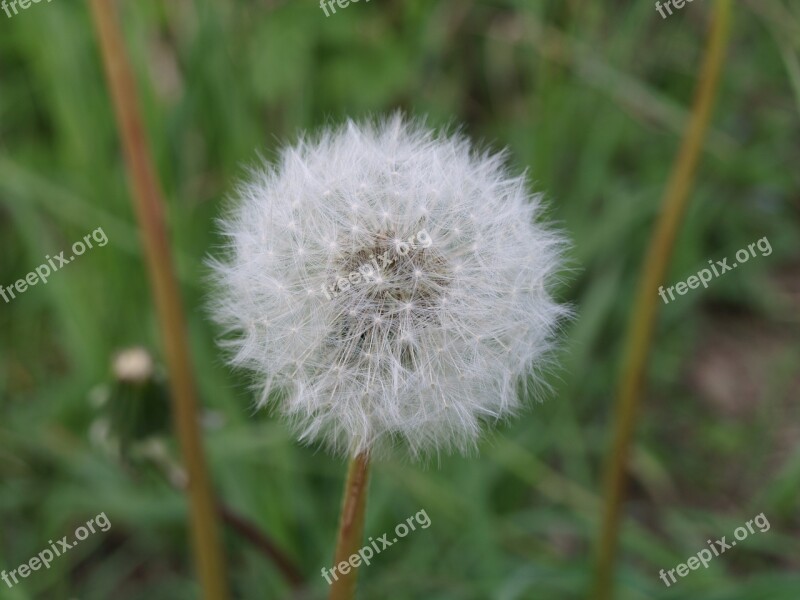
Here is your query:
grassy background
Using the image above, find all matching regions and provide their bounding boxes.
[1,0,799,598]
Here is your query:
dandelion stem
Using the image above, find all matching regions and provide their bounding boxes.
[329,452,370,600]
[592,2,733,598]
[88,2,230,598]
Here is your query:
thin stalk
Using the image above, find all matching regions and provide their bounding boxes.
[139,440,306,589]
[329,453,371,600]
[592,2,733,599]
[88,2,231,598]
[217,503,306,590]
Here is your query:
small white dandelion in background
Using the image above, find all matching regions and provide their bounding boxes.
[210,114,569,460]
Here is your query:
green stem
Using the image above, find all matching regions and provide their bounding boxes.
[592,2,733,598]
[88,2,231,598]
[329,452,371,600]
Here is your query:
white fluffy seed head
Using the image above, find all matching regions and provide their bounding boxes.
[210,114,569,460]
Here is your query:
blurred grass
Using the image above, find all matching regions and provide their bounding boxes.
[1,1,799,599]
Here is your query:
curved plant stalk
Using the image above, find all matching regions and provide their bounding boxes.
[329,452,371,600]
[217,503,306,590]
[139,440,306,589]
[592,2,733,598]
[88,2,231,598]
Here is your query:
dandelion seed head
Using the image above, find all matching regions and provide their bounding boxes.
[210,114,569,460]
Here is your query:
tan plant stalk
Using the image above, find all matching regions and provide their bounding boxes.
[592,2,733,598]
[88,1,230,598]
[329,452,371,600]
